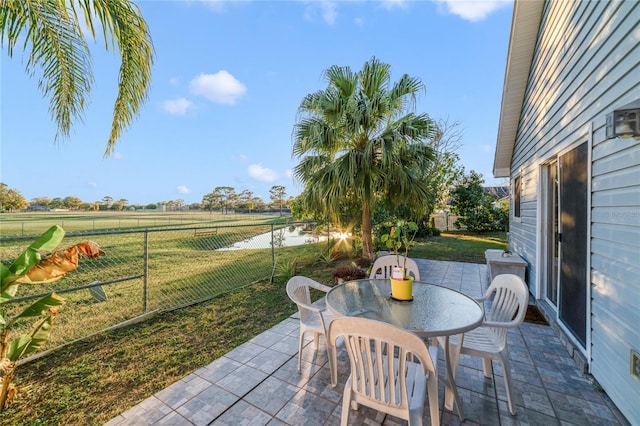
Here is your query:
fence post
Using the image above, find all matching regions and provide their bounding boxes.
[271,223,275,274]
[269,224,277,283]
[143,231,149,313]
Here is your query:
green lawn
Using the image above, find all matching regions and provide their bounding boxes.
[1,231,506,425]
[412,231,507,263]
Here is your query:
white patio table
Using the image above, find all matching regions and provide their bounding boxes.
[326,278,484,422]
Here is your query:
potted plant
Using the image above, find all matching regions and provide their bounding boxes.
[380,220,419,301]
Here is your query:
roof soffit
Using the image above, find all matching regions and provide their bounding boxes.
[493,0,544,178]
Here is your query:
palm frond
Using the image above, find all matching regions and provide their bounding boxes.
[2,0,92,141]
[388,74,424,113]
[90,0,154,157]
[360,56,390,99]
[1,0,154,156]
[325,64,357,97]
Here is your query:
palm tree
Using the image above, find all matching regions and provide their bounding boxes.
[0,0,154,157]
[292,57,435,260]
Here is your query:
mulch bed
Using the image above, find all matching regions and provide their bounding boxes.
[525,304,549,325]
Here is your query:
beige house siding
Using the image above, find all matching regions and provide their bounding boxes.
[500,0,640,423]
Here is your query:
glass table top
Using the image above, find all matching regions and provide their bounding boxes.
[326,279,484,337]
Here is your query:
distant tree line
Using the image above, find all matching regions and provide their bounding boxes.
[0,182,291,214]
[201,185,290,214]
[0,183,29,212]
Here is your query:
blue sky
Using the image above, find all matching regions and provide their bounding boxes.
[1,0,513,206]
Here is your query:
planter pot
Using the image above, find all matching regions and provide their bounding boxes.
[390,276,413,301]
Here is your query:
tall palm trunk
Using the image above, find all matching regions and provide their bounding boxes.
[361,201,374,261]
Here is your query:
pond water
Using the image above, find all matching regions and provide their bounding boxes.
[216,226,329,251]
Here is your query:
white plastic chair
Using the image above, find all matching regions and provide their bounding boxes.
[369,255,421,280]
[438,273,528,415]
[328,317,439,426]
[286,276,338,378]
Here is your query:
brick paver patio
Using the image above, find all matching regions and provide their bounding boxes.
[106,260,630,426]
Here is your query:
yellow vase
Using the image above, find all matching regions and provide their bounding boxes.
[390,276,413,301]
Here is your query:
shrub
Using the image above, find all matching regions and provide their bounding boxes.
[416,223,440,238]
[351,256,371,268]
[332,266,367,282]
[318,251,336,265]
[274,257,297,280]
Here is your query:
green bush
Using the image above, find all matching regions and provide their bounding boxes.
[415,222,440,238]
[332,266,367,282]
[450,170,508,233]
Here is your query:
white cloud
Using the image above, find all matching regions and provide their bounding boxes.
[435,0,512,22]
[177,185,192,194]
[163,97,193,115]
[285,169,294,179]
[113,152,124,160]
[320,1,337,25]
[200,0,225,13]
[381,0,410,11]
[169,76,180,85]
[248,164,279,182]
[304,1,338,25]
[88,181,97,188]
[189,71,247,104]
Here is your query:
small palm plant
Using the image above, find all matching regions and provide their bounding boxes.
[381,220,419,279]
[0,225,104,411]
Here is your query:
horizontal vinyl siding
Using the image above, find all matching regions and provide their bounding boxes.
[509,169,537,286]
[592,136,640,426]
[514,0,637,170]
[592,147,640,186]
[592,186,640,209]
[591,238,639,275]
[507,0,640,422]
[590,310,638,426]
[591,223,640,249]
[591,263,640,424]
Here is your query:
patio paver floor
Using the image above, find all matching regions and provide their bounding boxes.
[105,260,630,426]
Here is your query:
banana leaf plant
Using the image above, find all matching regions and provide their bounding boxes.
[0,225,104,411]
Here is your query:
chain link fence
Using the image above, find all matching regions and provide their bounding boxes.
[0,212,244,237]
[1,221,320,357]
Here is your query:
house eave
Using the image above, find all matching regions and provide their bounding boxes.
[494,167,511,178]
[493,0,544,178]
